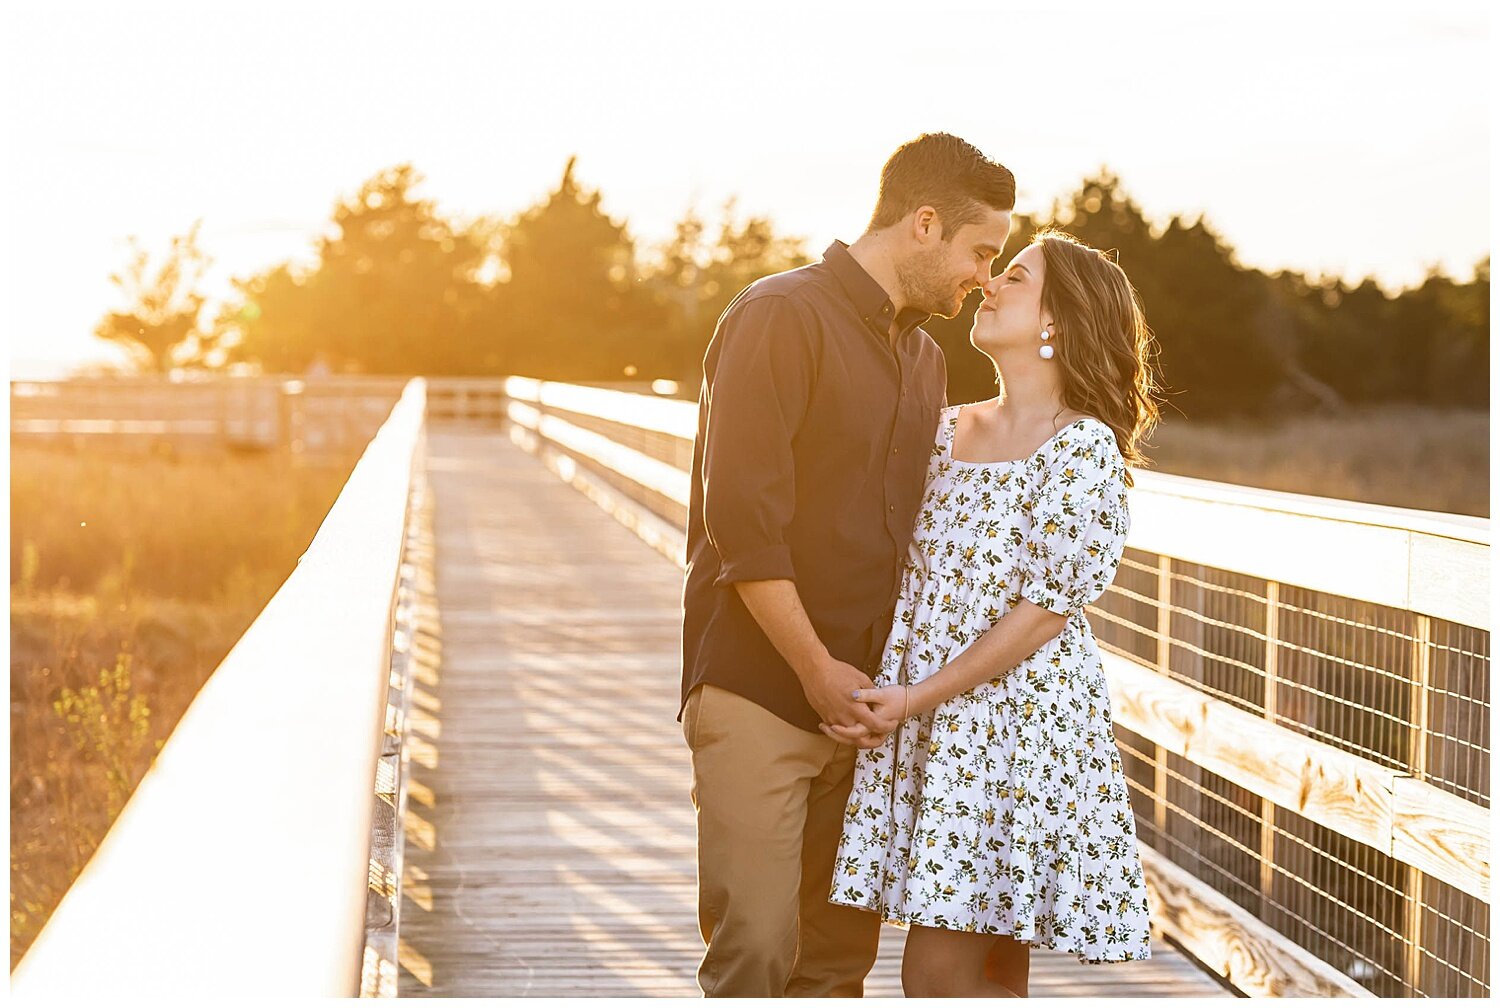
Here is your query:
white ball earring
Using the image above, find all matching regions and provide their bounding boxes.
[1039,328,1054,360]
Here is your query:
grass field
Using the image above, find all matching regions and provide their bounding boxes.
[9,444,362,967]
[1141,406,1488,517]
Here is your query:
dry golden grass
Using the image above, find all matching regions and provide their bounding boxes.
[1139,406,1488,517]
[9,444,361,967]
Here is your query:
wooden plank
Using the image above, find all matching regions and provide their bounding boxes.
[1140,846,1375,998]
[1391,777,1491,900]
[397,425,1230,998]
[1103,651,1399,852]
[1409,532,1491,629]
[1402,615,1432,992]
[1259,582,1280,900]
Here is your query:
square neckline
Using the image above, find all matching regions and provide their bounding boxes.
[944,405,1097,466]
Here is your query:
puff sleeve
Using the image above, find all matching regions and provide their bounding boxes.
[1019,424,1131,619]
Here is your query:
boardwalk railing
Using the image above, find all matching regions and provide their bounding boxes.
[10,375,408,455]
[492,377,1491,999]
[11,379,428,998]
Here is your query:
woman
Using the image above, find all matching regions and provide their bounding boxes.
[822,228,1164,997]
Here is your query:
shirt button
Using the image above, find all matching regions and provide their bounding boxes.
[892,445,900,455]
[888,504,895,512]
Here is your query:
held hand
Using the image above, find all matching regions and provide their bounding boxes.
[850,685,908,728]
[819,721,888,749]
[801,657,887,736]
[819,685,909,748]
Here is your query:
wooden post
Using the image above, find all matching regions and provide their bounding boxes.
[1403,613,1432,995]
[279,380,305,454]
[1260,581,1279,912]
[1154,556,1172,838]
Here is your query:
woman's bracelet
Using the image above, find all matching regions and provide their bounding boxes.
[901,684,911,721]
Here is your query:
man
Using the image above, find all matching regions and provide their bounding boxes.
[679,133,1015,997]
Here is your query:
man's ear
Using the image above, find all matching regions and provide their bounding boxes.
[911,205,943,245]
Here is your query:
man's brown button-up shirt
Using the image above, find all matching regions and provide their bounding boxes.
[679,240,949,733]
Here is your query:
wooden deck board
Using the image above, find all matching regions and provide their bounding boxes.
[397,425,1231,997]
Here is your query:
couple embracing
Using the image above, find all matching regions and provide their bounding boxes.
[678,132,1163,998]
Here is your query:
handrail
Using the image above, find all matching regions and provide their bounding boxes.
[503,375,697,438]
[11,378,428,998]
[506,400,691,507]
[1127,471,1488,629]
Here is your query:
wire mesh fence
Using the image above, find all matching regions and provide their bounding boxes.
[1098,546,1490,997]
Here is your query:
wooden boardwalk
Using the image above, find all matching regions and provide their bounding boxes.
[395,424,1232,998]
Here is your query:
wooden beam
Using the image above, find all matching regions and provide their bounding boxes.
[1154,557,1172,838]
[1104,650,1491,900]
[1103,651,1399,851]
[1402,615,1432,993]
[1259,582,1280,901]
[1391,777,1491,900]
[1140,846,1376,998]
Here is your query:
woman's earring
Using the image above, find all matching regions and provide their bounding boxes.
[1039,328,1054,360]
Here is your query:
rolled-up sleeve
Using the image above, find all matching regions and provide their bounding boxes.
[700,294,815,586]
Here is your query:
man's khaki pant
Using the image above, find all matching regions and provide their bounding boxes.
[682,683,882,997]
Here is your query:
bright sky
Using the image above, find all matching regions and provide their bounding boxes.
[1,0,1489,378]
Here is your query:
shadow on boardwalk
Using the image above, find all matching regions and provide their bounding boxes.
[396,423,1231,998]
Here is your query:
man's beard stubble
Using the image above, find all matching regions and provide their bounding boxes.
[895,244,964,319]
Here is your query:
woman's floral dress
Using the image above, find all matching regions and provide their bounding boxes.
[828,405,1152,964]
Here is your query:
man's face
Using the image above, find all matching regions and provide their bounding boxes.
[896,207,1013,318]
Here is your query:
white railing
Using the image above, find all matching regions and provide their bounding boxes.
[10,375,408,454]
[495,378,1490,999]
[1124,471,1488,630]
[11,379,428,998]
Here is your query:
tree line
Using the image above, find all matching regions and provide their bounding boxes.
[99,161,1487,419]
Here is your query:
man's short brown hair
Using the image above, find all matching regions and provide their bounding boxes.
[867,133,1016,237]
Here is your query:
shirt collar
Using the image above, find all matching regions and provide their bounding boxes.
[822,240,930,340]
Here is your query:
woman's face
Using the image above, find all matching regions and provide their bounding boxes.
[970,242,1047,356]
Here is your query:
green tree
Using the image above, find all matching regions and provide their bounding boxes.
[219,164,488,375]
[1391,260,1489,407]
[95,221,211,374]
[651,200,810,384]
[488,157,671,381]
[1290,275,1396,405]
[931,171,1341,419]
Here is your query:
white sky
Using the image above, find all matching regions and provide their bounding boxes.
[1,0,1490,378]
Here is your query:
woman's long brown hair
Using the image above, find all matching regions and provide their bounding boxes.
[1034,228,1164,486]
